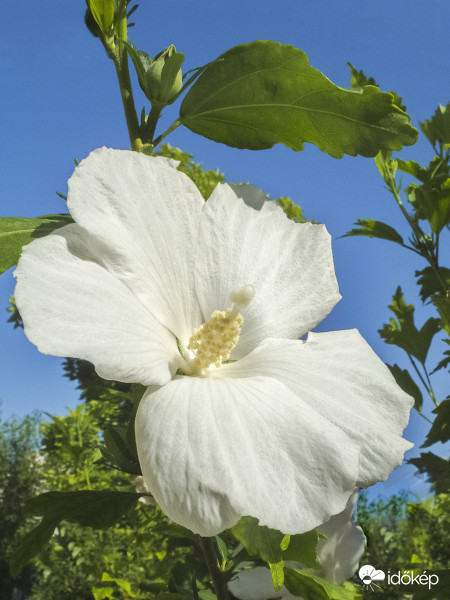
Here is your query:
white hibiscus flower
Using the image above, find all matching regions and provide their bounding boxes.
[14,148,413,537]
[228,491,366,600]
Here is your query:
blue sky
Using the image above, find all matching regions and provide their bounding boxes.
[0,0,449,499]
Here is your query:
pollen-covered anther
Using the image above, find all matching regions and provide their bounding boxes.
[186,284,254,371]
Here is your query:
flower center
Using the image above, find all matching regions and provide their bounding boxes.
[184,285,254,377]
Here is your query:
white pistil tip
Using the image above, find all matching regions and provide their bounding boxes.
[230,284,255,308]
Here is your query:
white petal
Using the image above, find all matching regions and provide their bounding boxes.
[316,491,366,584]
[194,183,340,358]
[135,375,359,536]
[218,330,413,486]
[67,147,204,345]
[14,225,179,385]
[228,566,297,600]
[229,182,277,211]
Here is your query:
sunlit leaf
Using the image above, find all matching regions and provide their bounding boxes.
[180,41,417,158]
[343,218,404,245]
[0,214,73,274]
[284,568,362,599]
[420,102,450,148]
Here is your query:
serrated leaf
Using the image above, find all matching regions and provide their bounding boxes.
[231,516,285,563]
[348,63,406,112]
[284,568,362,600]
[387,364,423,412]
[180,41,417,159]
[343,218,404,245]
[422,399,450,447]
[269,561,284,591]
[409,452,450,494]
[420,102,450,148]
[378,287,441,364]
[415,267,450,303]
[396,159,427,180]
[432,295,450,335]
[431,339,450,374]
[10,491,143,576]
[0,214,73,274]
[277,197,311,223]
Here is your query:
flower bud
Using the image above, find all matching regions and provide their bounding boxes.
[145,45,184,107]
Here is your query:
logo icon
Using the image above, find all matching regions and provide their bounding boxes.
[359,564,386,590]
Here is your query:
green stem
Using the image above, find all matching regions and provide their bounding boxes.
[152,119,181,148]
[143,105,162,144]
[110,9,141,150]
[199,537,229,600]
[407,353,437,408]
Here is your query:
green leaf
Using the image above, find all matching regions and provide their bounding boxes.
[407,181,450,234]
[101,426,141,474]
[89,0,115,33]
[284,568,362,600]
[269,561,284,591]
[10,490,143,576]
[420,102,450,148]
[0,214,73,274]
[422,399,450,447]
[180,41,417,159]
[415,267,450,303]
[409,452,450,494]
[343,218,404,245]
[277,197,311,223]
[281,530,321,568]
[432,295,450,335]
[348,63,406,112]
[397,159,427,180]
[378,287,441,364]
[431,339,450,374]
[387,364,423,412]
[231,517,320,570]
[231,516,285,563]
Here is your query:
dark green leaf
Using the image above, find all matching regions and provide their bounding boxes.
[387,364,423,412]
[409,452,450,494]
[0,214,73,274]
[432,295,450,335]
[378,287,441,363]
[407,183,450,234]
[420,102,450,148]
[10,490,144,575]
[10,519,57,577]
[422,399,450,447]
[180,41,417,159]
[343,218,404,245]
[431,339,450,374]
[415,267,450,303]
[284,568,362,600]
[101,426,141,474]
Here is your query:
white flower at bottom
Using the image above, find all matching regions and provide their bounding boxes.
[228,492,366,600]
[14,148,413,537]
